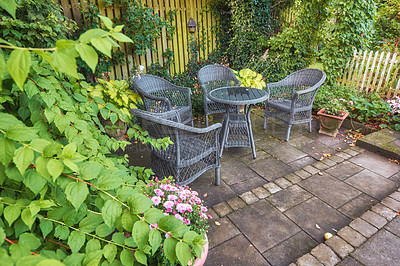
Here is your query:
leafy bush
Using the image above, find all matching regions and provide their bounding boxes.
[0,0,77,48]
[0,8,207,265]
[373,0,400,53]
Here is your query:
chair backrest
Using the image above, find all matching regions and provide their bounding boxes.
[281,68,326,88]
[198,65,241,93]
[132,74,177,95]
[131,109,181,157]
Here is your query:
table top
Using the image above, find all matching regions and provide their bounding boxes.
[208,86,269,105]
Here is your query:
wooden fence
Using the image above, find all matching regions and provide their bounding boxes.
[339,49,400,97]
[58,0,217,80]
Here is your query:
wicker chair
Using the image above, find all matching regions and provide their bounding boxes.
[264,68,326,141]
[198,65,241,127]
[131,109,222,186]
[131,74,194,126]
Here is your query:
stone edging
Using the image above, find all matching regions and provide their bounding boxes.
[293,188,400,266]
[207,145,400,265]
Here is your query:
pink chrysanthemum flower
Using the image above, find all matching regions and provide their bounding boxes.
[151,196,161,206]
[184,219,190,225]
[201,206,208,212]
[154,189,164,197]
[163,201,174,209]
[168,194,178,201]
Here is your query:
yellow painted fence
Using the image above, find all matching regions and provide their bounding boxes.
[58,0,217,80]
[339,49,400,97]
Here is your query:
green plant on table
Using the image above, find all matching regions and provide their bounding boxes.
[0,5,206,265]
[233,68,266,90]
[87,79,142,117]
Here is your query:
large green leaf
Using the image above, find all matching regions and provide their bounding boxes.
[63,254,85,266]
[102,200,122,228]
[149,229,162,255]
[95,223,113,238]
[91,37,112,57]
[39,219,53,238]
[6,124,38,142]
[158,215,182,233]
[120,249,134,265]
[144,208,165,224]
[121,211,139,232]
[7,49,31,90]
[4,205,21,226]
[54,225,69,240]
[127,193,154,214]
[85,239,101,253]
[111,32,133,43]
[82,250,102,265]
[0,227,5,246]
[132,221,150,250]
[35,156,51,180]
[103,244,117,263]
[98,15,114,30]
[0,50,6,89]
[0,0,16,19]
[75,43,98,73]
[96,175,123,190]
[47,158,64,181]
[80,161,102,180]
[23,169,47,195]
[0,136,15,166]
[19,233,41,250]
[163,238,177,263]
[51,50,78,78]
[65,182,89,211]
[0,113,24,130]
[21,208,36,229]
[13,146,34,175]
[134,250,147,265]
[176,242,192,266]
[79,29,108,44]
[79,213,103,233]
[67,231,85,253]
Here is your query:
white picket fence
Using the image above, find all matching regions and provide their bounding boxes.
[339,49,400,97]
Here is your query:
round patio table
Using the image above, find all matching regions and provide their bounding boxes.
[208,86,269,158]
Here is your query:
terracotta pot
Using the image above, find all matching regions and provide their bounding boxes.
[317,108,349,138]
[102,118,127,140]
[190,234,209,266]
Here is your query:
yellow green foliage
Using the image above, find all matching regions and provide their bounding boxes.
[233,68,266,90]
[87,79,142,116]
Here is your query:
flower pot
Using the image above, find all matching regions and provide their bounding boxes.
[190,234,209,266]
[102,118,127,140]
[317,108,349,138]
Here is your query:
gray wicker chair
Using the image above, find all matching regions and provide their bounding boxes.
[198,65,241,127]
[131,109,222,186]
[264,68,326,141]
[131,74,194,126]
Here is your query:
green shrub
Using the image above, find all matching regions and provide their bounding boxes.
[0,0,77,48]
[0,8,207,264]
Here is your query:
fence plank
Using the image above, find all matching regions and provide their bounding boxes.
[361,50,373,92]
[366,51,379,92]
[376,52,391,93]
[344,49,358,86]
[388,65,399,97]
[59,0,213,78]
[384,53,398,93]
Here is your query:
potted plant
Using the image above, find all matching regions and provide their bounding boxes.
[87,78,142,139]
[143,178,211,265]
[317,98,349,137]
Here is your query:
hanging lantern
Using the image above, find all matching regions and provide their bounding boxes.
[187,18,197,33]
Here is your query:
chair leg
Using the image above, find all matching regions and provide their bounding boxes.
[286,125,292,142]
[205,115,209,127]
[309,120,312,133]
[215,166,220,186]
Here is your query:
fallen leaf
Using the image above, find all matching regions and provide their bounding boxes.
[336,147,341,150]
[323,153,332,157]
[215,221,221,226]
[316,224,321,229]
[318,172,323,175]
[203,193,208,198]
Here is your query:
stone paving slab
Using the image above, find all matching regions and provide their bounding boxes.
[298,174,361,208]
[229,200,301,253]
[285,198,351,243]
[345,170,398,200]
[204,234,270,266]
[263,231,318,266]
[349,151,400,177]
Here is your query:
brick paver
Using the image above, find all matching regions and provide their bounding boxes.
[337,226,367,247]
[310,244,340,266]
[325,236,354,259]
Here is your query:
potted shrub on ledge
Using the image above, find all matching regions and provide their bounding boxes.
[317,98,349,137]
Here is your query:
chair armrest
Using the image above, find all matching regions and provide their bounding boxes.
[136,88,173,110]
[167,85,192,107]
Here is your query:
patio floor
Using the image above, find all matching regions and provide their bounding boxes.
[121,109,400,265]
